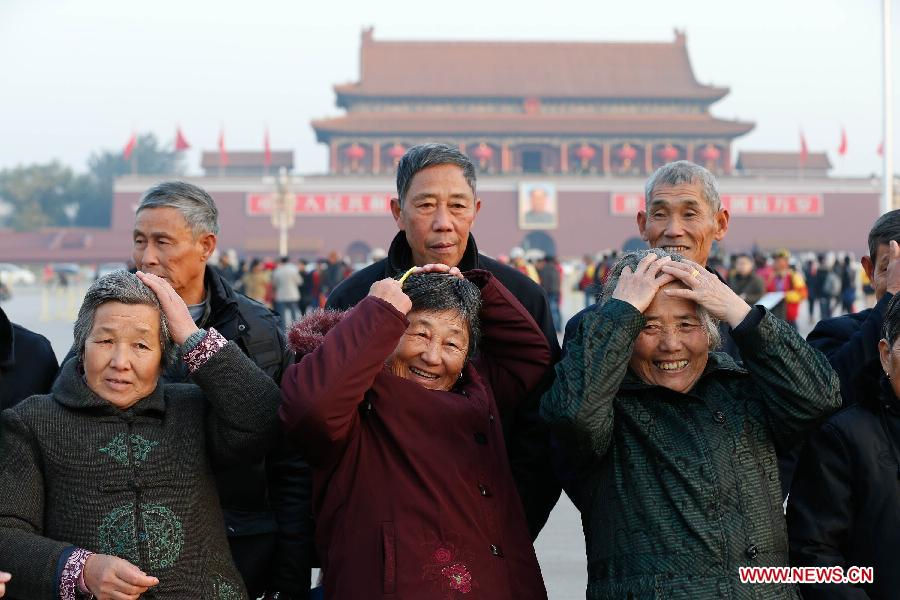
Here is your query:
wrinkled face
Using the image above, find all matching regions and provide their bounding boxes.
[84,302,162,409]
[629,283,710,394]
[392,164,481,268]
[879,336,900,398]
[637,182,728,266]
[864,243,891,300]
[735,256,754,276]
[387,309,470,391]
[133,207,214,303]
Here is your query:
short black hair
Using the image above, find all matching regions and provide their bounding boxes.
[395,143,476,205]
[868,209,900,261]
[883,293,900,345]
[401,272,482,358]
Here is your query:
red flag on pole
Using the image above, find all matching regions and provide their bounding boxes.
[264,128,272,169]
[218,128,228,167]
[838,128,848,156]
[123,132,137,160]
[175,127,190,151]
[878,140,885,156]
[799,131,809,165]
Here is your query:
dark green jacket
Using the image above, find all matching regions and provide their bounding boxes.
[541,300,840,600]
[0,341,281,599]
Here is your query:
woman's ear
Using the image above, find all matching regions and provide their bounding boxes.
[879,338,892,377]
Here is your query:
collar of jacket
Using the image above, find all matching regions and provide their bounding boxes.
[385,231,480,276]
[618,350,749,393]
[201,265,248,334]
[50,356,167,418]
[878,376,900,412]
[0,307,14,368]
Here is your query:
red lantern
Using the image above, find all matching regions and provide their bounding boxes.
[699,144,721,163]
[659,144,679,163]
[575,144,596,160]
[473,143,494,161]
[345,144,366,160]
[617,143,637,169]
[388,143,406,160]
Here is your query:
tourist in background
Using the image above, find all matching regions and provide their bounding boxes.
[763,248,807,329]
[839,254,856,314]
[817,254,841,320]
[803,255,819,323]
[272,256,303,324]
[243,258,270,306]
[537,254,563,333]
[727,253,765,305]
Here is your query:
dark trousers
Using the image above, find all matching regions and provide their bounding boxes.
[274,300,301,324]
[229,532,277,598]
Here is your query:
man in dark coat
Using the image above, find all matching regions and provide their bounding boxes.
[0,306,58,410]
[807,209,900,407]
[129,181,311,599]
[327,143,562,538]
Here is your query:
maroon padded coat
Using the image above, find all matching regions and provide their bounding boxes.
[280,271,550,600]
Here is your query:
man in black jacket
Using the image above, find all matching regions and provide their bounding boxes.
[130,181,310,599]
[327,143,562,539]
[807,209,900,407]
[0,306,58,409]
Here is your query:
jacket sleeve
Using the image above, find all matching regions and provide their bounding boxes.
[190,340,282,466]
[787,423,871,600]
[540,299,644,460]
[732,308,842,447]
[807,293,892,405]
[0,409,71,599]
[468,271,552,412]
[279,296,409,464]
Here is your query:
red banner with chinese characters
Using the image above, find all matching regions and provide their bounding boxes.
[246,193,394,216]
[610,193,823,217]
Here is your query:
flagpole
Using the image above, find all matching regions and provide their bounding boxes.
[884,0,894,214]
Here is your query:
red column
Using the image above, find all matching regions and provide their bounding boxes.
[560,142,569,173]
[329,140,338,174]
[372,142,381,175]
[501,142,510,173]
[723,144,732,174]
[686,142,695,163]
[602,142,611,174]
[644,142,653,174]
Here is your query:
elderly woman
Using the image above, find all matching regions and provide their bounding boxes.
[0,270,280,600]
[541,249,840,600]
[787,292,900,598]
[279,265,550,599]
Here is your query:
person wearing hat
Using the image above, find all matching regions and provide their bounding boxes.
[763,249,808,329]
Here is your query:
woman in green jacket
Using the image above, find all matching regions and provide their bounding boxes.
[541,249,840,600]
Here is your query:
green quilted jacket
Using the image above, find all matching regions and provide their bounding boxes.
[541,300,840,600]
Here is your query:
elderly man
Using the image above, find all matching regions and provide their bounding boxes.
[130,181,309,599]
[327,143,561,538]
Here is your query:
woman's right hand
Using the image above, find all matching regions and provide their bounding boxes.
[0,571,10,597]
[610,253,675,313]
[83,554,158,600]
[368,278,412,314]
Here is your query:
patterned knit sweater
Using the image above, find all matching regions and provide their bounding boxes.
[0,340,281,599]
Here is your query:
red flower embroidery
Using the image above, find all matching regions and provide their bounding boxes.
[433,547,452,564]
[441,563,472,594]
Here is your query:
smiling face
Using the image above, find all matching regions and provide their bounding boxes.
[133,207,216,305]
[83,302,163,409]
[628,283,710,394]
[387,308,470,391]
[637,182,729,266]
[391,164,481,268]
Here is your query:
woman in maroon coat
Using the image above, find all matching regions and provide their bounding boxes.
[280,265,550,600]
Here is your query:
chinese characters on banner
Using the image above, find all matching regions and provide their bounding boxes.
[246,192,394,216]
[610,193,823,217]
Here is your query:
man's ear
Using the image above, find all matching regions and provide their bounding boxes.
[390,197,404,229]
[714,208,730,241]
[199,233,217,262]
[474,197,481,216]
[636,210,648,240]
[879,338,892,377]
[862,255,875,281]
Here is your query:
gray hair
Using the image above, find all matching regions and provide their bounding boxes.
[644,160,721,214]
[396,143,477,205]
[73,270,176,367]
[868,208,900,262]
[599,248,721,349]
[401,272,482,358]
[137,181,220,236]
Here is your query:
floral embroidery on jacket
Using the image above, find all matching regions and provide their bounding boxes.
[212,574,242,600]
[99,433,159,466]
[442,563,473,594]
[423,542,476,596]
[183,327,227,374]
[59,547,94,600]
[98,503,184,569]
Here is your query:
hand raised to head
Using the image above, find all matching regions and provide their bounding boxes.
[660,259,751,327]
[83,554,158,600]
[411,263,464,279]
[368,278,412,315]
[136,271,200,345]
[610,253,675,313]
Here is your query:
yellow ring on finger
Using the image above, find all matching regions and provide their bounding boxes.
[690,269,700,279]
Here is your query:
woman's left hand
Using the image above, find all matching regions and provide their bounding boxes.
[660,260,751,328]
[136,271,199,345]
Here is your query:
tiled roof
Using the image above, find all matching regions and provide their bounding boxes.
[201,151,294,169]
[736,151,832,171]
[334,29,728,101]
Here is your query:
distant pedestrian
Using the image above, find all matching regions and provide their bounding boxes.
[728,253,765,305]
[839,255,856,313]
[242,258,270,306]
[272,256,303,324]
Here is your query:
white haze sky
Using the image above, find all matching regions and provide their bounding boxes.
[1,0,898,177]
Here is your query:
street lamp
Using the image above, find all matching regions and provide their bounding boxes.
[270,166,296,257]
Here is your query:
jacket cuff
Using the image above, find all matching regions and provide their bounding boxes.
[58,547,94,600]
[180,328,208,355]
[183,327,228,374]
[732,305,765,336]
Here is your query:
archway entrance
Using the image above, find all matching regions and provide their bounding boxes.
[521,231,557,257]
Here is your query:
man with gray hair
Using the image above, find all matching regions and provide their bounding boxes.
[130,181,311,599]
[327,143,562,539]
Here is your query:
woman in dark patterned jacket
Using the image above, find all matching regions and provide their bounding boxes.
[0,270,281,600]
[542,249,841,600]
